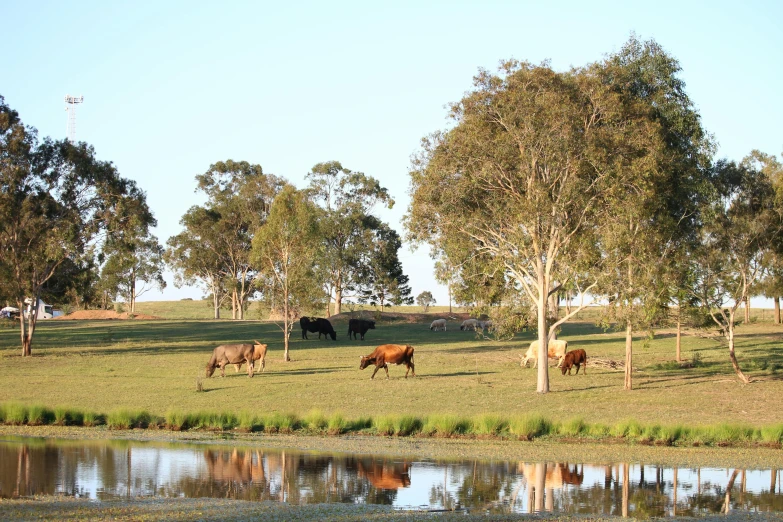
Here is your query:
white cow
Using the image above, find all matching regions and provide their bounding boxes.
[429,318,447,331]
[521,339,568,368]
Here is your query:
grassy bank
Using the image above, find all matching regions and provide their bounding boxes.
[1,302,782,434]
[1,401,782,449]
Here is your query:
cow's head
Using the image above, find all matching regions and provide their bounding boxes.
[206,364,216,378]
[368,321,376,329]
[329,331,336,340]
[359,356,370,370]
[560,363,570,375]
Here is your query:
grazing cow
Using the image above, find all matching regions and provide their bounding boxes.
[521,339,568,368]
[560,348,587,375]
[429,318,447,331]
[348,318,375,340]
[477,319,493,331]
[299,316,337,340]
[460,318,478,331]
[206,340,268,378]
[359,344,415,379]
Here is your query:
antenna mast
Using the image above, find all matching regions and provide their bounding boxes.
[64,95,84,142]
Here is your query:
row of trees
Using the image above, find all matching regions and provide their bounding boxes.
[406,36,783,392]
[1,96,412,358]
[164,160,413,359]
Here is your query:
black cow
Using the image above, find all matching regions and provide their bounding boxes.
[348,318,375,340]
[299,317,337,340]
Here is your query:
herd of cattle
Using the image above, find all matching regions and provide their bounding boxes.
[204,316,587,379]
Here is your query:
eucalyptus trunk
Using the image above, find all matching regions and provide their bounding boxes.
[744,296,750,323]
[624,320,633,390]
[676,316,682,363]
[536,270,550,394]
[726,317,750,383]
[775,297,780,324]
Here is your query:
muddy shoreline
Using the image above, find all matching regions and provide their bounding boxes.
[1,424,781,469]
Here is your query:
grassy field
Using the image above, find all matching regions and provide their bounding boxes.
[1,302,782,433]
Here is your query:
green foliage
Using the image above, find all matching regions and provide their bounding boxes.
[106,409,153,430]
[82,411,104,427]
[53,406,83,426]
[559,418,587,437]
[4,403,27,425]
[264,412,299,434]
[165,410,188,430]
[303,409,328,431]
[372,415,395,436]
[760,424,783,444]
[415,291,436,312]
[508,414,554,440]
[393,415,422,436]
[422,414,469,437]
[472,414,507,436]
[326,412,347,435]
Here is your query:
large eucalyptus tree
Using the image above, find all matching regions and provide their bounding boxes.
[0,95,153,355]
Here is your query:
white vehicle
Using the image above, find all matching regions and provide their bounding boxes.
[22,298,56,320]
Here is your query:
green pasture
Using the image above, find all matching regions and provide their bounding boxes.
[1,303,782,431]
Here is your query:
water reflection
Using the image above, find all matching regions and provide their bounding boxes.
[0,437,781,517]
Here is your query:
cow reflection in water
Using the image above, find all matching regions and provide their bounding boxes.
[204,449,265,484]
[357,458,411,490]
[519,463,584,512]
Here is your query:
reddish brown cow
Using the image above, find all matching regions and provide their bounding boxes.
[560,349,587,375]
[359,344,415,379]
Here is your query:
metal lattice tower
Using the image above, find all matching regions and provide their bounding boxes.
[64,95,84,142]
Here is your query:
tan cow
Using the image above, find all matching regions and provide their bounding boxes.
[206,340,268,378]
[520,339,568,368]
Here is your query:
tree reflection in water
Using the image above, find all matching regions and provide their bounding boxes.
[1,438,783,516]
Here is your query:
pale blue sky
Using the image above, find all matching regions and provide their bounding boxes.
[3,1,782,305]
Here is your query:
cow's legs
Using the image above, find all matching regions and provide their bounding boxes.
[383,364,389,379]
[234,364,242,373]
[370,365,380,379]
[219,361,227,377]
[405,361,415,378]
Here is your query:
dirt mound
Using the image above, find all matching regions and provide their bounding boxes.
[55,310,160,320]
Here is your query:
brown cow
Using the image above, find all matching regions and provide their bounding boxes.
[206,340,268,378]
[560,348,587,375]
[359,344,415,379]
[357,458,411,490]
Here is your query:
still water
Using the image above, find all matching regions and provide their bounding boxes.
[1,437,782,517]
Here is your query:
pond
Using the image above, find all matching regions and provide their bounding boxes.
[1,437,781,517]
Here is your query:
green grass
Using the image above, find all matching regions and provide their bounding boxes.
[2,301,783,445]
